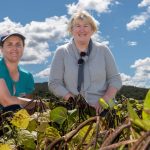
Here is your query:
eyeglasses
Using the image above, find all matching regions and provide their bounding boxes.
[78,52,86,64]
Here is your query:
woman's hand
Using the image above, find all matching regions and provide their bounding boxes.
[93,101,102,115]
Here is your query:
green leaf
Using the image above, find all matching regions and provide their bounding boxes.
[37,122,50,132]
[142,90,150,120]
[127,101,141,123]
[50,106,68,125]
[127,101,150,131]
[45,127,61,140]
[141,120,150,130]
[134,119,150,131]
[73,124,95,144]
[27,118,38,132]
[17,130,36,150]
[67,109,78,129]
[11,109,30,129]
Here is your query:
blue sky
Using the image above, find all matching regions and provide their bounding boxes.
[0,0,150,88]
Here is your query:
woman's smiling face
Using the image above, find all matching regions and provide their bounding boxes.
[71,19,94,44]
[2,35,24,63]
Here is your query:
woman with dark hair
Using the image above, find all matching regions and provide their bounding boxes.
[0,31,35,112]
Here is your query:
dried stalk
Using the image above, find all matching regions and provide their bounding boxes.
[140,136,150,150]
[93,115,100,149]
[101,121,131,147]
[130,131,150,150]
[100,139,137,150]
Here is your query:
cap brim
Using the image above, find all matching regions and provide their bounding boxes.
[1,33,25,42]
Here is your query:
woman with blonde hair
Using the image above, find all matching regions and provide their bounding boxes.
[48,11,122,115]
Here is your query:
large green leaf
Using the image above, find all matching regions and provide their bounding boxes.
[127,101,140,121]
[17,129,36,150]
[128,100,150,131]
[142,90,150,120]
[50,106,68,125]
[134,119,150,131]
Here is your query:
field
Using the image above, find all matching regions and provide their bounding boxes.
[0,90,150,150]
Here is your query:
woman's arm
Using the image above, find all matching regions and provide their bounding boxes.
[0,79,34,107]
[95,46,122,114]
[102,86,118,103]
[104,46,122,90]
[48,48,69,98]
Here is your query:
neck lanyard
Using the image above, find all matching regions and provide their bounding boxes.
[77,39,92,93]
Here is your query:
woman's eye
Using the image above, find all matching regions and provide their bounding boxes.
[75,25,80,28]
[84,25,89,27]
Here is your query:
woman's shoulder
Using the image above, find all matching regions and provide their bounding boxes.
[55,41,72,57]
[56,42,70,51]
[93,41,110,54]
[93,41,109,49]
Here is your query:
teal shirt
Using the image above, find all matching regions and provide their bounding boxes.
[0,57,34,109]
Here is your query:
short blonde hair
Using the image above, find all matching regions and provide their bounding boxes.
[67,11,98,34]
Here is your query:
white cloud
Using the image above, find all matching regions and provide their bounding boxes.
[0,17,24,33]
[121,57,150,88]
[67,0,117,15]
[126,12,150,30]
[120,73,133,86]
[21,42,50,64]
[0,16,69,64]
[34,67,50,79]
[121,73,131,81]
[138,0,150,7]
[127,41,137,47]
[126,1,150,30]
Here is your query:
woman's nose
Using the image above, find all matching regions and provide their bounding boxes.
[79,26,84,31]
